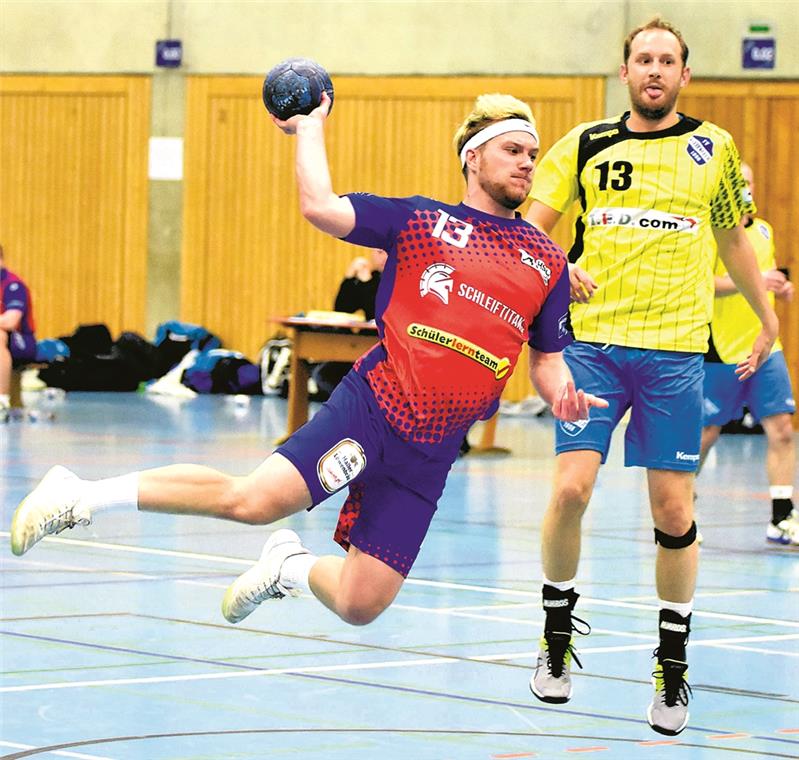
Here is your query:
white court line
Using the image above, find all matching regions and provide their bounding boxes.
[2,532,797,630]
[0,657,455,694]
[0,740,115,760]
[4,631,798,697]
[618,590,767,601]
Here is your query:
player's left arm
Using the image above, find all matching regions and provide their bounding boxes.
[714,224,779,379]
[526,264,607,421]
[528,350,607,421]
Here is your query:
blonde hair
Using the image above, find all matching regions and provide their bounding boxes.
[453,94,536,178]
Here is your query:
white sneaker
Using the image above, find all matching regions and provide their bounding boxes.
[221,529,310,624]
[10,466,89,556]
[767,511,799,546]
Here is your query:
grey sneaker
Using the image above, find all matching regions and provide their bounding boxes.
[647,657,692,735]
[221,529,310,623]
[529,631,582,703]
[10,466,89,556]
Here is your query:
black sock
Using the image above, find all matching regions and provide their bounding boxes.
[772,498,793,526]
[542,584,578,635]
[658,609,691,662]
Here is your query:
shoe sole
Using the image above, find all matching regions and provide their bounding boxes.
[647,676,689,736]
[529,677,572,704]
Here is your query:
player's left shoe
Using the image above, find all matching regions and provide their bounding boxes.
[647,656,692,735]
[766,511,799,546]
[221,529,310,623]
[10,466,89,556]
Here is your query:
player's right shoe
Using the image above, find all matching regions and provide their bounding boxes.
[221,529,310,624]
[10,466,89,556]
[766,511,799,546]
[530,631,584,703]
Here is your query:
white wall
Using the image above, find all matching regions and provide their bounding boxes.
[2,0,797,78]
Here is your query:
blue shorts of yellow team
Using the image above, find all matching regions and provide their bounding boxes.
[556,342,704,471]
[703,351,796,426]
[277,371,460,577]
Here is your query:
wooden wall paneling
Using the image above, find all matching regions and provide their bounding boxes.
[0,75,150,342]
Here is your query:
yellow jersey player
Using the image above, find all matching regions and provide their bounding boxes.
[525,16,779,736]
[699,162,796,544]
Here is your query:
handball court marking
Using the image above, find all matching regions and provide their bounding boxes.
[3,539,798,756]
[1,532,797,630]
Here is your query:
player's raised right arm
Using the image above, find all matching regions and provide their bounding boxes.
[272,93,356,239]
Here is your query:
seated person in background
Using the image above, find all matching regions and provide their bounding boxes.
[334,248,386,320]
[313,249,387,398]
[0,244,37,419]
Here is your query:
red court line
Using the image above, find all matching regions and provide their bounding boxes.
[707,733,750,740]
[566,748,609,754]
[777,728,799,734]
[492,754,536,759]
[637,739,681,746]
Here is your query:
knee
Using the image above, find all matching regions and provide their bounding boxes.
[766,416,795,449]
[552,478,593,515]
[223,477,273,524]
[653,500,693,536]
[336,592,391,627]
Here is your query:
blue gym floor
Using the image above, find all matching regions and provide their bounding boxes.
[1,392,797,759]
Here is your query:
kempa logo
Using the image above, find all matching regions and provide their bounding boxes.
[660,621,688,633]
[587,208,700,234]
[675,451,700,462]
[420,263,455,304]
[589,127,620,141]
[519,248,551,284]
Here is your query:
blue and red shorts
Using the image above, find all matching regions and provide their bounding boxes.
[277,371,460,577]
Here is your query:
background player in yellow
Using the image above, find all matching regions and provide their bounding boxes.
[524,17,779,736]
[699,162,796,544]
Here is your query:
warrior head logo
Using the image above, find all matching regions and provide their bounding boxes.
[419,263,455,304]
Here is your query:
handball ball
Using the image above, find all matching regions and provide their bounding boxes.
[262,58,334,120]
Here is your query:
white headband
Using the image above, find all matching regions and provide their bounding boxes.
[459,118,540,167]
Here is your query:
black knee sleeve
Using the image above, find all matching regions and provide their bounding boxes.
[654,521,697,549]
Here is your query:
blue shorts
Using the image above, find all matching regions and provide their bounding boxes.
[703,351,796,426]
[7,332,36,365]
[555,342,704,471]
[277,371,460,577]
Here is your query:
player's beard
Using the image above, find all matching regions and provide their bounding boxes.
[629,83,680,123]
[479,176,528,211]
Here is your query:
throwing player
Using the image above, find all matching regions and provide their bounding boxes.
[525,17,778,735]
[10,93,606,631]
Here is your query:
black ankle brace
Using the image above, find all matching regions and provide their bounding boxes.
[772,498,793,525]
[658,608,691,661]
[542,585,579,634]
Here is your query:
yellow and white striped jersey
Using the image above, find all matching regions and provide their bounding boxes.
[532,112,754,352]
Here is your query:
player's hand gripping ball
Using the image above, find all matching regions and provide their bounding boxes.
[262,58,334,120]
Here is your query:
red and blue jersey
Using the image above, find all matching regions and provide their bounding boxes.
[1,268,36,335]
[343,194,572,445]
